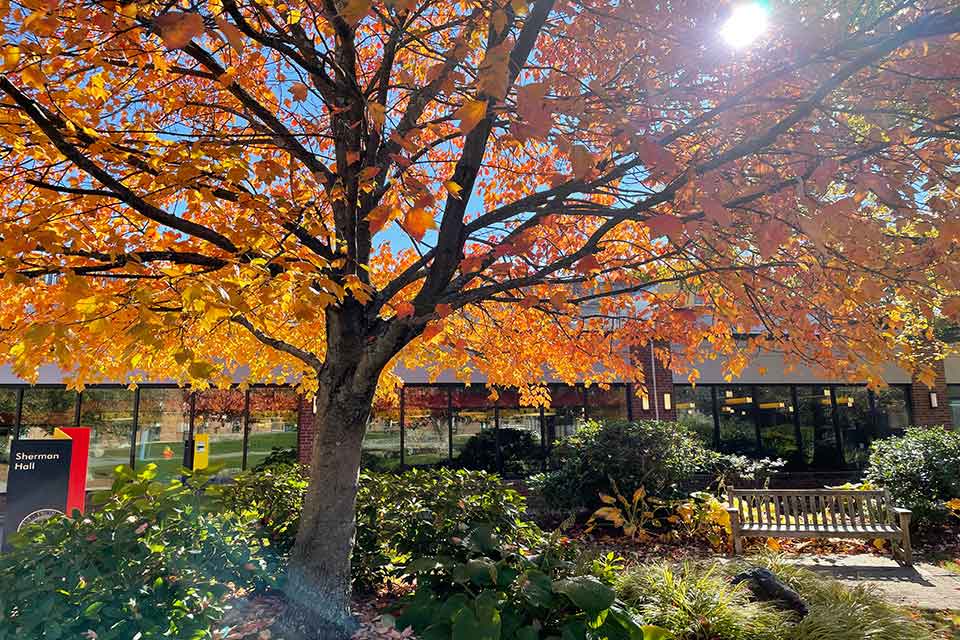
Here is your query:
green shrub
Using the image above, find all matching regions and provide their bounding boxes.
[0,464,277,640]
[616,561,790,640]
[395,526,670,640]
[253,446,299,470]
[455,427,545,474]
[534,420,717,510]
[864,427,960,527]
[354,468,542,591]
[738,556,931,640]
[218,463,541,592]
[215,460,308,553]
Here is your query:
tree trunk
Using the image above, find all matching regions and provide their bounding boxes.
[280,359,376,639]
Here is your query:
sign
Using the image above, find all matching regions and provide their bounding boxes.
[192,434,209,471]
[4,439,73,549]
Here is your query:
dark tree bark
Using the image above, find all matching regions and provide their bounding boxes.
[278,303,406,639]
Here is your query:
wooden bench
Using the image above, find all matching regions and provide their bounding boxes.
[725,488,912,566]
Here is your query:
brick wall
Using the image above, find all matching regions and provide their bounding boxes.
[297,395,316,465]
[909,360,952,427]
[629,341,676,421]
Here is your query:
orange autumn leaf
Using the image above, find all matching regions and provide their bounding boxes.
[403,207,434,241]
[153,12,204,50]
[291,82,309,101]
[216,18,245,53]
[454,99,487,134]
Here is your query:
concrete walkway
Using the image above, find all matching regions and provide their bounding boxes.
[789,554,960,610]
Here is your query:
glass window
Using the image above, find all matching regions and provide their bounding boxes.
[588,385,628,420]
[136,388,191,478]
[0,388,16,493]
[404,386,450,466]
[949,385,960,430]
[451,387,495,460]
[674,385,715,445]
[194,389,246,476]
[834,386,872,468]
[717,385,757,455]
[796,386,840,469]
[366,394,401,471]
[247,388,299,470]
[755,386,800,466]
[875,386,911,435]
[81,388,135,488]
[545,385,586,441]
[19,388,77,438]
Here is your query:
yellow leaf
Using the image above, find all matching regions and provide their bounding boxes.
[632,486,647,504]
[443,180,463,199]
[599,493,616,505]
[2,46,20,70]
[291,82,309,101]
[153,12,205,50]
[511,0,529,16]
[21,64,45,90]
[119,3,138,20]
[766,537,782,551]
[188,360,217,380]
[368,102,386,128]
[454,99,487,134]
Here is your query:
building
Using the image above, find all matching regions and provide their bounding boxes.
[1,345,958,492]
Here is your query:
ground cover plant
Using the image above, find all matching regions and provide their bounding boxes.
[393,525,671,640]
[0,464,277,640]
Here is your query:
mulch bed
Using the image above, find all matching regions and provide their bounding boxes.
[214,590,416,640]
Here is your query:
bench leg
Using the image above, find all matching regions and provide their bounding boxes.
[899,512,913,567]
[727,510,742,556]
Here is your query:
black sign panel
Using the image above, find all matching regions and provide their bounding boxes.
[3,439,73,549]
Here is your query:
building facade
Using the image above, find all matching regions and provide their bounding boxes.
[1,346,958,492]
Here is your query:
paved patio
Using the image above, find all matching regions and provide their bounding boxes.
[789,554,960,610]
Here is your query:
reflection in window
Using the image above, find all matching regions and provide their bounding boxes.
[545,385,585,442]
[137,388,191,478]
[496,387,544,473]
[875,386,911,436]
[674,385,715,445]
[754,386,799,465]
[451,387,494,460]
[0,388,16,492]
[194,389,246,476]
[718,385,756,455]
[834,386,872,468]
[796,386,840,468]
[247,388,298,470]
[366,395,401,470]
[19,388,77,438]
[81,388,135,488]
[950,385,960,430]
[588,385,628,421]
[404,386,450,465]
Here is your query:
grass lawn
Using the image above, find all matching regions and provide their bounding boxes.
[87,431,297,483]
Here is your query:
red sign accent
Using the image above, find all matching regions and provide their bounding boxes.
[58,427,90,515]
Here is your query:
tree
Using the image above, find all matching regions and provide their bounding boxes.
[1,0,959,635]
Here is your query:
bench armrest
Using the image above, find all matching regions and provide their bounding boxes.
[891,507,912,516]
[724,504,739,514]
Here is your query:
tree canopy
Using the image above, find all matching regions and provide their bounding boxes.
[0,0,958,396]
